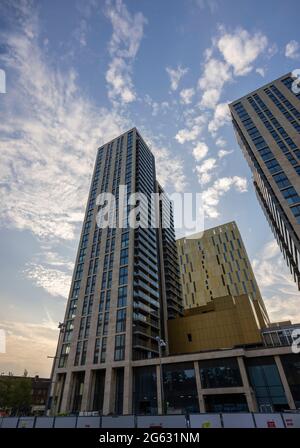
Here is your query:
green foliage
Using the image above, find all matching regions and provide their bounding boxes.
[0,376,32,415]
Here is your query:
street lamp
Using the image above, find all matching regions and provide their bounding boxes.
[155,336,166,415]
[45,322,66,416]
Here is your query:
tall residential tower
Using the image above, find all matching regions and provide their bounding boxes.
[229,73,300,289]
[49,129,183,416]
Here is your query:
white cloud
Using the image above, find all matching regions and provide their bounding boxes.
[24,263,72,298]
[144,95,169,116]
[180,88,195,104]
[218,149,233,158]
[105,0,147,104]
[215,137,227,148]
[0,317,58,376]
[285,40,300,60]
[198,58,231,108]
[195,0,218,13]
[208,101,231,134]
[217,27,268,76]
[196,158,217,185]
[252,240,300,323]
[256,67,265,77]
[201,176,247,218]
[0,2,185,299]
[175,125,202,144]
[192,141,209,161]
[166,65,189,91]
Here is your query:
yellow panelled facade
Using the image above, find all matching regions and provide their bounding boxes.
[176,221,269,327]
[168,294,263,354]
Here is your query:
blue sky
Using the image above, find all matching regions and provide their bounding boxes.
[0,0,300,376]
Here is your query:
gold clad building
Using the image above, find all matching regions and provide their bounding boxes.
[169,222,270,354]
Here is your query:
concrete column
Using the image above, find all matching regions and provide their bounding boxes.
[237,357,257,412]
[156,364,163,415]
[275,355,296,410]
[80,369,93,412]
[102,366,115,415]
[123,364,133,415]
[59,370,73,414]
[194,361,205,413]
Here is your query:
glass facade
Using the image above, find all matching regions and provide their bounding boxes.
[92,370,105,413]
[163,362,199,414]
[230,74,300,290]
[281,354,300,408]
[133,366,157,415]
[199,358,243,389]
[204,394,248,413]
[246,357,289,412]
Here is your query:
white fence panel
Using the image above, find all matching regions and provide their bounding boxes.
[18,417,35,428]
[281,413,300,428]
[76,417,101,428]
[253,413,284,428]
[222,413,255,428]
[1,417,19,428]
[54,416,77,428]
[102,416,135,428]
[35,417,54,428]
[137,415,187,428]
[189,414,222,428]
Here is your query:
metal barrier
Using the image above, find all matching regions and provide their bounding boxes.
[0,412,300,428]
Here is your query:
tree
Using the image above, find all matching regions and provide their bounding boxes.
[0,375,32,416]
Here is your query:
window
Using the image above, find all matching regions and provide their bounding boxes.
[118,286,127,307]
[273,172,291,189]
[282,187,300,205]
[81,340,88,365]
[116,308,126,333]
[114,334,126,361]
[94,338,101,364]
[133,366,157,415]
[121,232,129,248]
[120,248,129,266]
[199,358,243,388]
[162,362,199,414]
[246,357,288,412]
[119,266,128,285]
[187,333,192,342]
[100,337,107,363]
[291,204,300,223]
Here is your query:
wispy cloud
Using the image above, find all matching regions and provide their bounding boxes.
[0,316,58,376]
[201,176,247,218]
[285,40,300,60]
[105,0,147,104]
[196,158,217,185]
[217,27,268,76]
[252,240,300,323]
[166,65,189,91]
[180,88,195,104]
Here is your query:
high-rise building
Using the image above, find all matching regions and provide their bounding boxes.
[176,221,269,328]
[49,128,183,416]
[229,73,300,289]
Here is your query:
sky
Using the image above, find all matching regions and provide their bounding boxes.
[0,0,300,377]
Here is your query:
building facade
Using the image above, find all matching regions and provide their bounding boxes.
[168,294,263,354]
[176,222,269,327]
[49,128,183,415]
[229,73,300,289]
[132,345,300,415]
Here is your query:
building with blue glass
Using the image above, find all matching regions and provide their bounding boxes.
[229,73,300,290]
